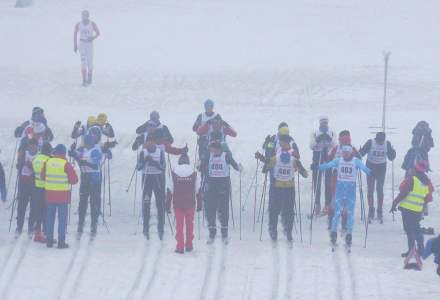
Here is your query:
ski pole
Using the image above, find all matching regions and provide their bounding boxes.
[8,174,19,232]
[309,151,321,246]
[107,159,112,216]
[359,171,369,248]
[391,160,395,222]
[242,160,258,212]
[6,139,19,203]
[229,177,235,229]
[259,180,268,241]
[100,212,110,233]
[101,160,106,221]
[257,173,268,223]
[297,172,303,243]
[253,159,260,232]
[239,168,242,240]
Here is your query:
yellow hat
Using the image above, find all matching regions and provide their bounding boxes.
[87,116,97,127]
[97,113,108,125]
[278,126,290,136]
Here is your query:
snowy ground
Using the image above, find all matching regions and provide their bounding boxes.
[1,0,440,299]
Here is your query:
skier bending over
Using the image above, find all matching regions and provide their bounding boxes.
[319,145,371,247]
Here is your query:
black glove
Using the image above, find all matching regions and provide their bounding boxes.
[390,205,397,213]
[70,142,77,152]
[74,121,81,129]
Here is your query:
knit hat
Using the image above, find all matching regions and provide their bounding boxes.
[87,116,97,127]
[97,113,108,125]
[278,126,290,136]
[375,132,386,143]
[53,144,66,156]
[319,115,329,123]
[150,111,160,123]
[204,99,214,109]
[278,122,288,129]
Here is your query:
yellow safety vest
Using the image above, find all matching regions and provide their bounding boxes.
[32,154,50,189]
[399,176,429,213]
[45,157,69,192]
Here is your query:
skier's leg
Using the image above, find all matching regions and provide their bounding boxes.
[16,181,31,233]
[401,209,415,253]
[205,184,217,238]
[142,176,153,235]
[414,213,424,254]
[185,208,195,249]
[79,43,88,85]
[45,203,56,245]
[268,186,281,240]
[90,176,102,234]
[219,184,230,239]
[78,175,89,232]
[345,185,357,235]
[87,44,94,84]
[314,170,322,212]
[174,208,184,251]
[366,173,375,220]
[324,169,333,209]
[331,184,344,234]
[376,168,386,219]
[153,175,166,238]
[281,188,295,240]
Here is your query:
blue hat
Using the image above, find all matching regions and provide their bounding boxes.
[204,99,214,109]
[53,144,66,156]
[280,152,291,164]
[84,134,95,147]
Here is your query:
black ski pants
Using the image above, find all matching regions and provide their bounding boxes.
[401,208,424,253]
[268,186,295,238]
[16,180,33,233]
[366,162,386,212]
[142,174,165,235]
[30,187,46,232]
[205,178,230,238]
[78,173,102,232]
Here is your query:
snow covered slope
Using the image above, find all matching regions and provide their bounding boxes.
[0,0,439,299]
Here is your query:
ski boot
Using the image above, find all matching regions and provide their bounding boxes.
[57,242,69,249]
[269,229,278,242]
[286,231,293,243]
[367,207,375,224]
[34,230,47,243]
[143,231,150,240]
[207,229,216,245]
[377,208,383,224]
[175,249,184,254]
[46,240,55,248]
[221,229,229,245]
[330,231,337,251]
[185,246,193,253]
[345,234,352,253]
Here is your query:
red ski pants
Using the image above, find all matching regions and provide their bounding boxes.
[174,208,195,250]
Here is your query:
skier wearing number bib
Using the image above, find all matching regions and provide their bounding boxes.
[74,10,100,86]
[201,140,240,244]
[319,145,371,247]
[256,135,308,242]
[359,132,396,223]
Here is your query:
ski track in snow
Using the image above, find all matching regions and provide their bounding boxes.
[284,243,294,300]
[55,237,85,300]
[344,252,358,300]
[0,237,31,300]
[332,248,344,300]
[198,242,219,300]
[213,244,228,300]
[0,237,21,280]
[67,237,95,300]
[270,243,281,300]
[126,240,150,300]
[139,242,165,300]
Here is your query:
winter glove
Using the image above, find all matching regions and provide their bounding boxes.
[254,152,265,162]
[389,205,397,213]
[70,142,77,152]
[103,141,118,150]
[74,121,81,129]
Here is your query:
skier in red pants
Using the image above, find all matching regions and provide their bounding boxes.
[166,154,199,254]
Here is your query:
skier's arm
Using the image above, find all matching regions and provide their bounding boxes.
[391,177,413,210]
[196,123,210,136]
[358,139,372,157]
[291,142,300,159]
[73,23,79,51]
[226,153,240,171]
[91,22,100,41]
[162,125,174,144]
[387,141,396,161]
[262,156,276,173]
[131,135,144,151]
[192,114,202,132]
[65,162,79,185]
[223,126,237,138]
[136,122,147,135]
[318,158,339,171]
[45,127,54,142]
[295,160,308,178]
[354,158,372,176]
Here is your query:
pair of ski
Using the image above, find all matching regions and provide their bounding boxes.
[331,242,351,253]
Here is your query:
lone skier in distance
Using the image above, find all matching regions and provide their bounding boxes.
[74,10,100,86]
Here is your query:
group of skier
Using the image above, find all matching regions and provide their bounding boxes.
[1,102,439,275]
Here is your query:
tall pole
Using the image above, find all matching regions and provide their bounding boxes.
[382,52,391,132]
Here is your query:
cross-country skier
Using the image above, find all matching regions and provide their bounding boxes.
[41,144,78,248]
[31,142,52,243]
[310,115,336,216]
[262,123,300,160]
[402,121,434,176]
[74,10,100,86]
[136,111,173,144]
[136,132,166,240]
[201,140,241,245]
[255,134,308,242]
[192,99,220,160]
[319,145,371,248]
[166,154,199,253]
[69,134,112,236]
[422,235,440,277]
[15,138,39,235]
[14,107,54,143]
[0,161,6,203]
[390,160,434,257]
[359,132,396,223]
